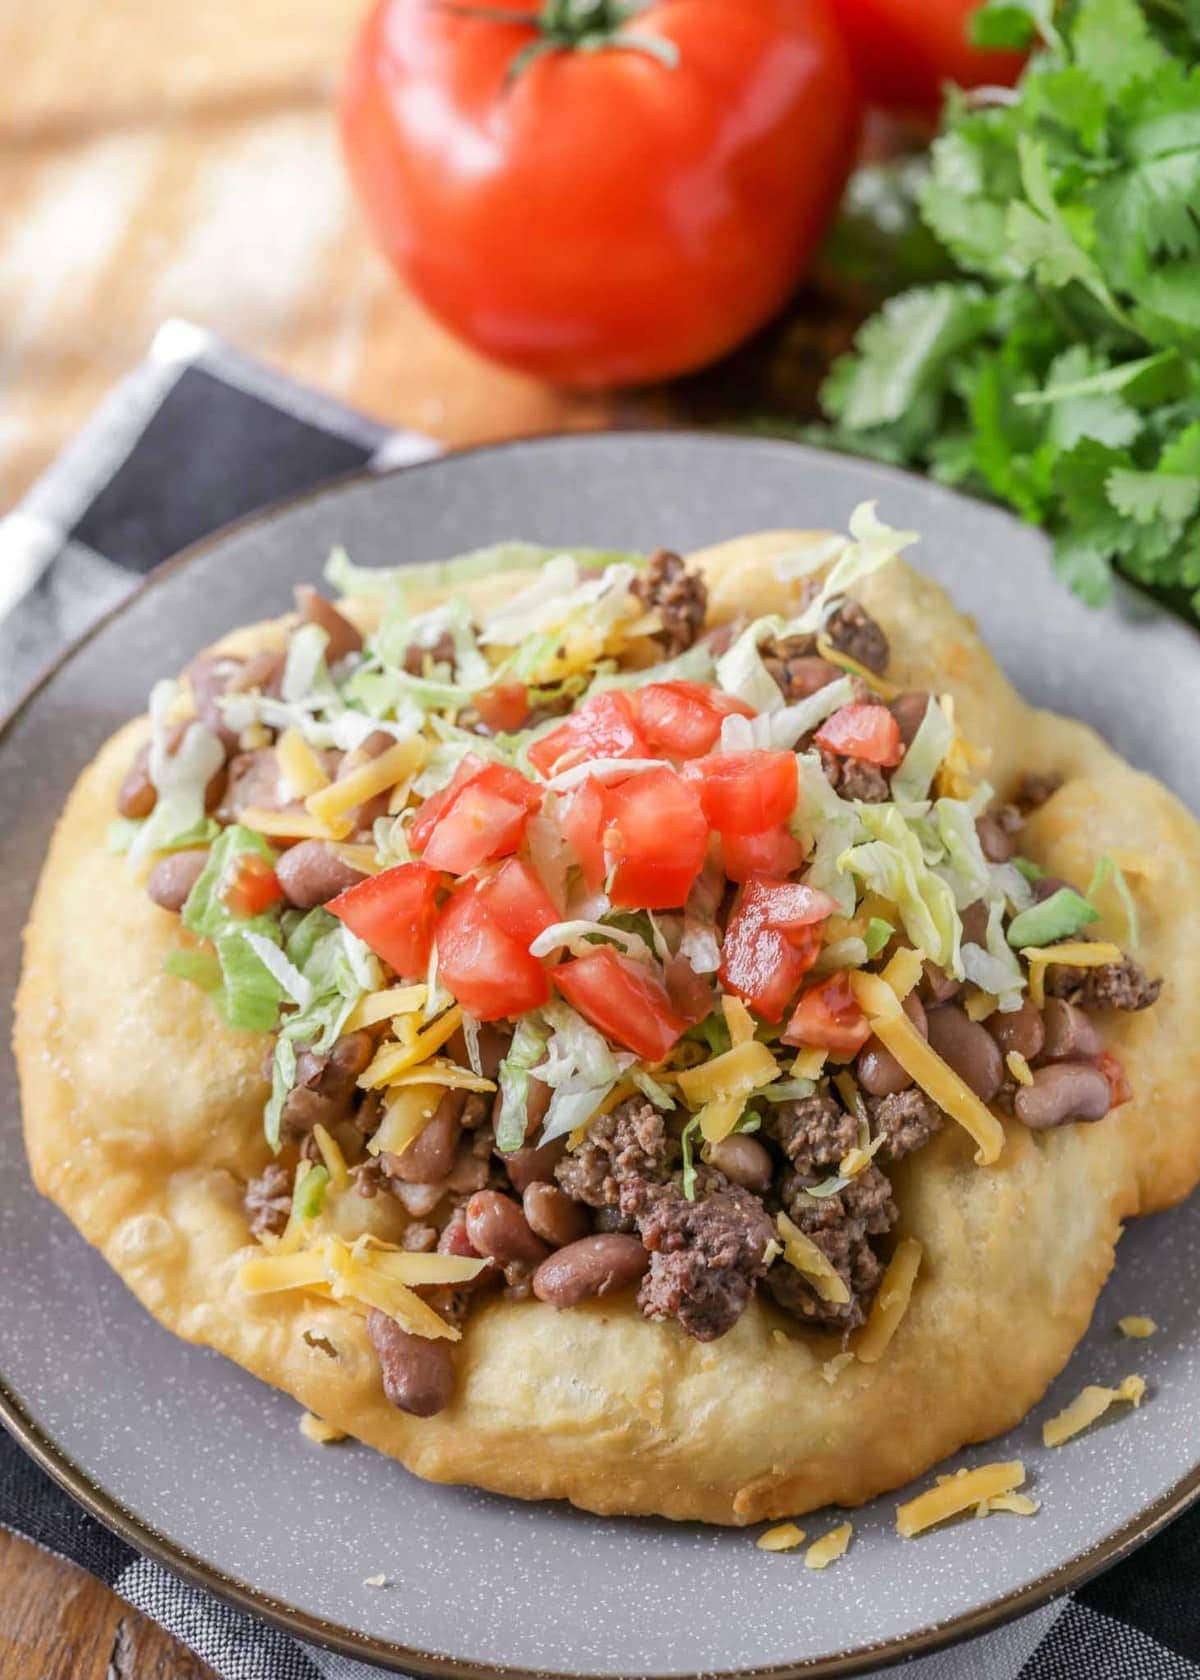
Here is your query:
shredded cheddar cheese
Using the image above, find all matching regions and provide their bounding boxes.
[817,630,902,698]
[756,1522,806,1553]
[346,985,428,1032]
[306,738,428,826]
[897,1462,1026,1537]
[880,946,923,1001]
[804,1523,852,1569]
[821,1351,854,1385]
[982,1493,1040,1517]
[721,994,756,1047]
[1021,941,1123,1008]
[238,1234,483,1340]
[238,806,352,842]
[311,1122,349,1190]
[299,1412,346,1444]
[678,1039,781,1142]
[358,1007,464,1087]
[791,1047,828,1080]
[856,1238,922,1364]
[965,989,999,1022]
[276,728,330,798]
[1006,1050,1034,1087]
[1118,1316,1157,1339]
[332,841,383,875]
[777,1212,850,1305]
[382,1059,496,1093]
[1043,1376,1146,1447]
[850,971,1005,1165]
[367,1086,442,1158]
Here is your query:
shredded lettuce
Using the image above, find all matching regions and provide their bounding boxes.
[587,639,715,697]
[762,1077,818,1102]
[864,917,894,957]
[891,698,953,804]
[162,948,222,990]
[715,623,785,714]
[680,1115,702,1200]
[815,935,869,973]
[176,825,288,1031]
[784,502,918,638]
[795,753,863,914]
[477,556,637,648]
[210,930,286,1034]
[243,931,313,1009]
[839,805,960,973]
[749,675,858,753]
[494,1015,551,1153]
[294,1163,329,1221]
[1007,888,1100,949]
[264,1035,296,1152]
[928,798,993,910]
[326,541,643,601]
[544,757,664,793]
[1087,854,1140,951]
[1013,856,1045,883]
[680,859,724,974]
[529,920,654,963]
[128,680,226,868]
[460,1012,483,1077]
[281,623,331,703]
[630,1068,675,1111]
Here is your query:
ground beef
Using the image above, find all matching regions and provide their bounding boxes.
[555,1098,678,1212]
[1013,771,1063,813]
[633,1182,773,1341]
[823,752,890,803]
[1047,956,1162,1012]
[244,1162,292,1238]
[869,1090,944,1161]
[772,1165,896,1331]
[823,597,889,674]
[762,1092,857,1176]
[765,1237,883,1332]
[976,803,1024,863]
[353,1156,385,1198]
[633,549,708,656]
[280,1030,375,1138]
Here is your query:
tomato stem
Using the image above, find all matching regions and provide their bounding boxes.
[438,0,679,75]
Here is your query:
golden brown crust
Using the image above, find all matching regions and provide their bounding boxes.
[15,534,1200,1524]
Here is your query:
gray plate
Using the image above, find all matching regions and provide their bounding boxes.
[3,434,1200,1679]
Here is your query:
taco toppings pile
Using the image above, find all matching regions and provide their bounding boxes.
[112,508,1161,1418]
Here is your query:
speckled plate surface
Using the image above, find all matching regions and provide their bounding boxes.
[3,434,1200,1678]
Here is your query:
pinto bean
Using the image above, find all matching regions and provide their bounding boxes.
[117,723,227,820]
[987,999,1045,1063]
[708,1134,773,1193]
[366,1308,454,1417]
[388,1089,464,1184]
[503,1134,568,1195]
[465,1190,550,1267]
[890,690,933,749]
[857,991,927,1097]
[275,841,365,909]
[1014,1062,1110,1129]
[146,848,209,913]
[976,810,1020,863]
[532,1235,649,1308]
[437,1206,499,1290]
[186,653,245,751]
[523,1183,591,1248]
[960,900,990,947]
[1040,998,1103,1063]
[926,1004,1004,1102]
[779,656,842,701]
[920,961,961,1005]
[294,585,363,663]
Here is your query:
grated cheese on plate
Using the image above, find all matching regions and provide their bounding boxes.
[299,1411,346,1445]
[1118,1316,1157,1339]
[897,1462,1026,1537]
[756,1522,806,1553]
[1042,1376,1146,1447]
[805,1522,852,1569]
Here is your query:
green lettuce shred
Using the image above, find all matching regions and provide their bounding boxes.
[1007,887,1101,949]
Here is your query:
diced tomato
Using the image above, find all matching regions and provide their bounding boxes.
[664,953,715,1024]
[603,767,709,910]
[814,703,903,768]
[435,880,550,1021]
[554,946,687,1062]
[328,861,440,979]
[526,690,649,778]
[414,756,542,873]
[633,681,754,759]
[219,852,284,918]
[475,858,558,949]
[560,777,607,888]
[718,877,832,1021]
[682,750,798,835]
[782,971,872,1055]
[722,824,807,883]
[475,683,530,734]
[1095,1048,1132,1109]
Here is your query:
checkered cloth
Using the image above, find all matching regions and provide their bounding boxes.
[2,324,1198,1680]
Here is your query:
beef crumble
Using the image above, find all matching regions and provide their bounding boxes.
[1047,955,1162,1012]
[631,1179,774,1341]
[762,1093,856,1176]
[555,1098,678,1216]
[633,549,708,656]
[869,1090,944,1161]
[823,597,889,674]
[244,1162,292,1238]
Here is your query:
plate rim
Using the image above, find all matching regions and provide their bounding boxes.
[4,429,1198,1679]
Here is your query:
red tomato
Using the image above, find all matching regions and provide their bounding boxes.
[340,0,860,388]
[328,861,440,979]
[554,947,687,1062]
[719,877,831,1020]
[683,750,798,835]
[782,971,871,1054]
[475,683,531,734]
[435,880,551,1020]
[527,691,649,779]
[633,681,754,759]
[603,768,709,910]
[832,0,1024,117]
[1095,1049,1132,1110]
[414,755,542,872]
[220,852,284,918]
[814,703,903,767]
[475,858,559,949]
[560,777,608,887]
[722,825,807,883]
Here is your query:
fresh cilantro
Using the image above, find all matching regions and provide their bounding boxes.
[818,0,1200,621]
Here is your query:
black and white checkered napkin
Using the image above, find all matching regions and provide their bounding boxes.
[2,324,1199,1680]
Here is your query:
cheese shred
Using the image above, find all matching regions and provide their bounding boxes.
[756,1522,806,1553]
[776,1212,850,1305]
[804,1522,852,1569]
[897,1462,1026,1537]
[1021,941,1123,1008]
[856,1238,922,1364]
[1042,1376,1146,1448]
[299,1412,346,1444]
